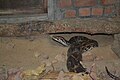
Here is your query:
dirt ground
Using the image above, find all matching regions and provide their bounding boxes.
[0,34,120,79]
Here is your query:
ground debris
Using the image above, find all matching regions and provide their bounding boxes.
[1,64,119,80]
[0,64,46,80]
[0,65,8,80]
[7,68,22,80]
[22,63,46,80]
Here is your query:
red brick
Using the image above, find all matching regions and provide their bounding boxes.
[59,0,72,8]
[92,7,103,16]
[74,0,96,7]
[102,0,117,5]
[65,10,76,18]
[79,8,91,16]
[104,6,113,14]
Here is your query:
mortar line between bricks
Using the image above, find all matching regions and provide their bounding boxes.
[71,0,78,17]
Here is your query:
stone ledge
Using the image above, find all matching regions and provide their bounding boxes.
[0,18,120,37]
[47,18,120,34]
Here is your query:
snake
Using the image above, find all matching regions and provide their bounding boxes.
[51,35,98,73]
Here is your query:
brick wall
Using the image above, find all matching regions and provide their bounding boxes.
[50,0,120,20]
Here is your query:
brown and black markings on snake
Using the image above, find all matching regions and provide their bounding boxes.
[105,66,120,80]
[51,36,89,47]
[67,38,98,57]
[66,44,86,73]
[51,35,98,73]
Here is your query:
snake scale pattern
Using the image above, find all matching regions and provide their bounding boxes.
[52,35,98,73]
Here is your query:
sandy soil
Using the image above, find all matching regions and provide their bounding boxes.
[0,34,120,79]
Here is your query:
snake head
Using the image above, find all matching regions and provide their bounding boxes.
[50,35,69,47]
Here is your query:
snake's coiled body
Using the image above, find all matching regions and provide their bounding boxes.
[66,44,86,73]
[52,36,98,73]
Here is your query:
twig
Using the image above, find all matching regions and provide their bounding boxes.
[88,63,96,80]
[51,63,55,71]
[39,70,51,79]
